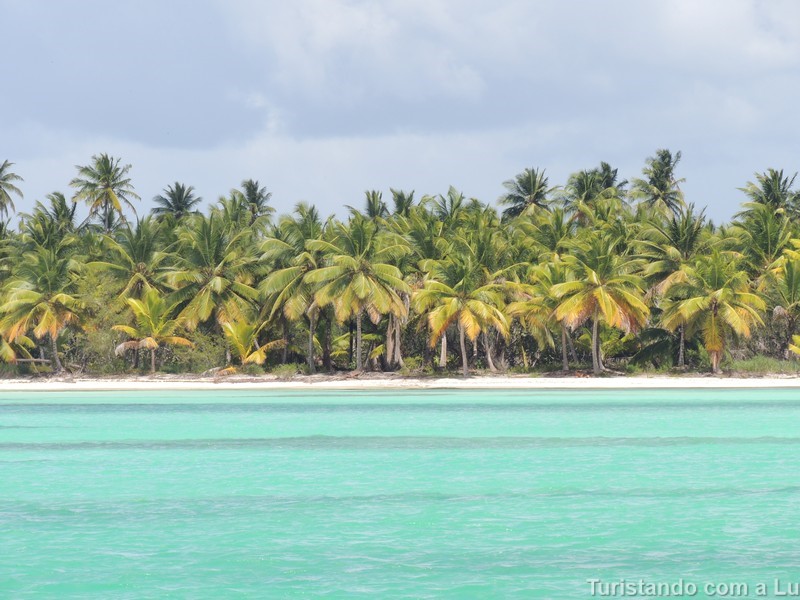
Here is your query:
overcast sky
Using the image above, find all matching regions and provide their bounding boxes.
[3,0,800,223]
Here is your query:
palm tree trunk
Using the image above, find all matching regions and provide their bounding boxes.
[150,348,156,374]
[711,350,721,374]
[561,324,570,371]
[483,332,497,372]
[282,318,289,364]
[678,324,685,368]
[566,329,578,363]
[591,317,601,375]
[307,314,316,374]
[385,314,395,369]
[355,310,363,371]
[50,333,64,373]
[348,318,354,365]
[459,323,469,377]
[322,312,332,371]
[393,316,404,367]
[439,333,447,368]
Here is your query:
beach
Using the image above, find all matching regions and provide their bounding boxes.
[3,372,800,391]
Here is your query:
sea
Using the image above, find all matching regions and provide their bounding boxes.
[2,388,800,598]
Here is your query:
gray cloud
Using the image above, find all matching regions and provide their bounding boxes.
[3,0,800,223]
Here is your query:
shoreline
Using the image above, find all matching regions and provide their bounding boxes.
[2,372,800,391]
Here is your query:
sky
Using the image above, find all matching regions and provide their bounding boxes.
[3,0,800,224]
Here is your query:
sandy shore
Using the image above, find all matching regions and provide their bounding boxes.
[2,373,800,391]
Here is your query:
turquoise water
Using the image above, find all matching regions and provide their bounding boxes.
[3,388,800,598]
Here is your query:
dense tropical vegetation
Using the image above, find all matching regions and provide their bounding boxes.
[3,149,800,377]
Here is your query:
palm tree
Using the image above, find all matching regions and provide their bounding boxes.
[89,217,166,298]
[113,289,193,373]
[499,167,555,219]
[632,149,684,215]
[413,255,509,376]
[739,169,800,215]
[553,235,649,375]
[563,162,627,221]
[661,251,764,373]
[260,202,325,372]
[152,182,202,221]
[239,179,274,225]
[221,319,284,367]
[639,203,709,366]
[0,247,82,372]
[70,153,140,230]
[507,262,569,369]
[360,190,389,219]
[731,202,791,277]
[0,160,23,219]
[305,214,410,371]
[390,189,415,217]
[769,257,800,358]
[165,214,260,329]
[19,192,80,252]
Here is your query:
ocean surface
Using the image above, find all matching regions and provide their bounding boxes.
[2,388,800,598]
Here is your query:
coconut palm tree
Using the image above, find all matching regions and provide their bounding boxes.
[499,167,555,219]
[239,179,274,225]
[152,182,202,221]
[165,214,260,329]
[0,160,23,219]
[390,189,415,217]
[18,192,81,252]
[631,149,684,215]
[89,217,167,298]
[661,251,764,373]
[0,246,82,372]
[553,235,649,375]
[260,203,325,372]
[70,153,140,231]
[768,257,800,358]
[730,202,791,278]
[639,203,710,366]
[221,319,284,368]
[113,288,193,373]
[305,214,410,371]
[413,254,509,376]
[739,169,800,215]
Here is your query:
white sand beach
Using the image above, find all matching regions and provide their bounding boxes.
[2,373,800,392]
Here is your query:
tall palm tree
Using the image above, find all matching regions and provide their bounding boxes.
[632,149,684,215]
[152,182,202,221]
[260,203,325,372]
[553,235,649,375]
[19,192,81,252]
[305,215,410,371]
[563,161,626,221]
[413,255,509,376]
[769,257,800,358]
[0,160,23,219]
[639,203,710,366]
[89,217,166,298]
[360,190,389,220]
[661,251,764,373]
[390,189,415,217]
[239,179,274,225]
[507,262,570,370]
[113,289,193,373]
[739,169,800,215]
[70,153,140,231]
[0,247,82,372]
[499,167,555,219]
[731,202,791,277]
[165,214,260,329]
